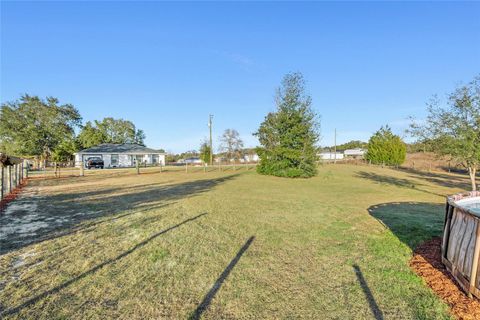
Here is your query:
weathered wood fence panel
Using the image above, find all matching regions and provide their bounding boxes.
[442,191,480,298]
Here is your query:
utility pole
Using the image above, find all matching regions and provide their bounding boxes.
[208,114,213,165]
[334,128,337,164]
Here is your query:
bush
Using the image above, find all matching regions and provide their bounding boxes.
[366,126,406,166]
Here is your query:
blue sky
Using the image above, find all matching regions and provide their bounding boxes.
[1,1,479,153]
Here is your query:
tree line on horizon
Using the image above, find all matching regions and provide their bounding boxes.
[0,95,146,162]
[1,73,478,188]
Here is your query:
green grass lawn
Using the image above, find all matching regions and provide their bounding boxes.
[0,164,471,319]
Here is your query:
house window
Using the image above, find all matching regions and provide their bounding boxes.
[111,154,119,167]
[152,154,159,164]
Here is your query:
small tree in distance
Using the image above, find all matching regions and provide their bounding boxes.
[199,139,212,164]
[366,126,406,166]
[409,75,480,190]
[219,129,244,161]
[255,72,320,178]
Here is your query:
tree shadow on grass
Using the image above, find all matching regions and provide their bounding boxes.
[353,264,384,320]
[0,212,208,317]
[190,236,255,320]
[355,171,445,197]
[0,174,239,255]
[396,167,472,190]
[367,202,445,250]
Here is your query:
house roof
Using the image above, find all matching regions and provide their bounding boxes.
[77,143,165,154]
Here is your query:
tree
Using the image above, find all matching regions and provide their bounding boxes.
[0,95,82,161]
[255,72,320,178]
[51,139,78,163]
[199,139,212,164]
[409,76,480,190]
[366,126,406,166]
[333,140,367,151]
[77,117,145,148]
[219,129,244,161]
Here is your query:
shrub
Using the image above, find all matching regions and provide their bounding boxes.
[366,126,406,166]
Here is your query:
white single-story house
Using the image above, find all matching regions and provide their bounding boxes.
[318,152,345,161]
[74,143,166,168]
[343,148,366,158]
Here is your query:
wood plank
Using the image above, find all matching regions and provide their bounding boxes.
[458,216,475,275]
[463,219,477,277]
[469,223,480,296]
[448,209,465,262]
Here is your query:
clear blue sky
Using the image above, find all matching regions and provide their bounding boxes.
[1,1,479,153]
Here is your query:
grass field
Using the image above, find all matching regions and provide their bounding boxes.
[0,164,472,319]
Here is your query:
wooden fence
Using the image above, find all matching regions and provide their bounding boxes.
[0,161,28,201]
[442,191,480,299]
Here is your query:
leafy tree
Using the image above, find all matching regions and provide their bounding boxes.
[366,126,406,166]
[409,76,480,190]
[77,117,145,148]
[0,95,82,160]
[255,72,320,178]
[51,138,78,162]
[199,139,212,164]
[219,129,244,160]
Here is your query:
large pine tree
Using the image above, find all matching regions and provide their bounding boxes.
[255,72,320,178]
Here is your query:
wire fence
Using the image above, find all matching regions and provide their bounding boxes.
[26,162,259,179]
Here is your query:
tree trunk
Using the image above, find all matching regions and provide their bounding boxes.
[469,166,477,191]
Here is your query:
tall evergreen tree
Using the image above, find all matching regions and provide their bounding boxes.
[255,72,320,178]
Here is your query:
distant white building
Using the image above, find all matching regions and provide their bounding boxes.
[182,157,203,165]
[344,148,366,158]
[243,154,260,162]
[318,152,344,161]
[74,143,166,168]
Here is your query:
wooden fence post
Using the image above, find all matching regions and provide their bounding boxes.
[8,165,12,193]
[80,162,84,177]
[185,162,188,173]
[136,159,140,174]
[1,166,3,200]
[12,164,15,189]
[15,164,18,187]
[469,224,480,297]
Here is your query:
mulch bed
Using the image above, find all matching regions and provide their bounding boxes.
[0,179,27,213]
[410,237,480,320]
